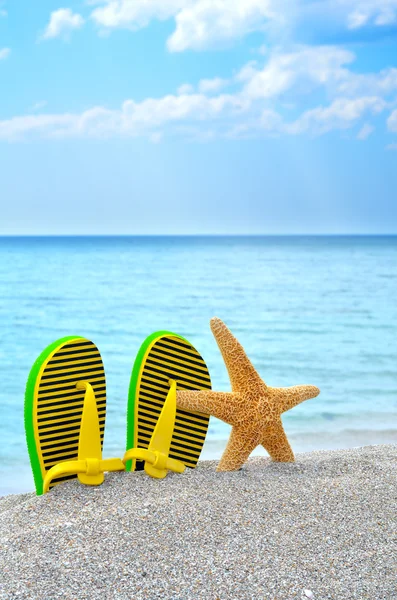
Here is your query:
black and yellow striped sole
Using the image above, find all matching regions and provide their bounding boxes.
[125,331,211,472]
[25,337,106,495]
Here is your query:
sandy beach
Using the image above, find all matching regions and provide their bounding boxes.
[0,444,395,600]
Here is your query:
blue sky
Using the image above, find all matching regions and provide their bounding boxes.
[0,1,396,234]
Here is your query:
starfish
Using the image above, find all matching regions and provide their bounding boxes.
[176,318,320,471]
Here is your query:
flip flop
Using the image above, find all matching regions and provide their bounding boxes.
[25,336,107,495]
[125,331,212,473]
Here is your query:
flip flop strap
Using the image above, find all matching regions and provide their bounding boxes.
[43,457,125,493]
[43,460,85,494]
[122,379,185,478]
[123,448,185,476]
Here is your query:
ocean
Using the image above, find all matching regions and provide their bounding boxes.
[0,235,396,496]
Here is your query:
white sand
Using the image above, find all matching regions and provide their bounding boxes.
[0,445,396,599]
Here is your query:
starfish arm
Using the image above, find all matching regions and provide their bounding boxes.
[210,317,265,393]
[217,426,260,471]
[270,384,320,414]
[261,420,295,462]
[176,390,241,425]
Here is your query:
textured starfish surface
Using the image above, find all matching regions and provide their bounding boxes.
[176,318,320,471]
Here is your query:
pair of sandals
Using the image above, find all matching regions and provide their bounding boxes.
[25,330,211,495]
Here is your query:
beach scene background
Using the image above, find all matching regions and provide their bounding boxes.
[1,234,396,496]
[1,4,397,598]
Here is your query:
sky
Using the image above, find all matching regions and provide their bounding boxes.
[0,1,396,234]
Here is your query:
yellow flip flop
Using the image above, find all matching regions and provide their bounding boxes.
[25,336,124,495]
[125,331,212,474]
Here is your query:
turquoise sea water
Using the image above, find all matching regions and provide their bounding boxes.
[0,235,396,495]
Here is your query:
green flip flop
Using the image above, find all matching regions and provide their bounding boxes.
[25,337,106,495]
[126,331,212,472]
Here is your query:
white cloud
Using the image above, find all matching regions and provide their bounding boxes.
[357,123,374,139]
[336,67,397,97]
[42,8,85,40]
[91,0,281,51]
[0,9,7,18]
[236,46,397,108]
[89,1,397,52]
[343,0,397,29]
[179,78,232,96]
[386,142,397,150]
[167,0,279,52]
[0,93,248,141]
[0,93,386,142]
[177,83,194,95]
[235,61,259,83]
[91,0,185,29]
[347,11,368,28]
[0,44,394,142]
[240,46,355,100]
[198,77,229,94]
[0,113,77,140]
[387,109,397,132]
[0,47,10,60]
[286,97,386,134]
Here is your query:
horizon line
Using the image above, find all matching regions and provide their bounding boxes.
[0,233,396,238]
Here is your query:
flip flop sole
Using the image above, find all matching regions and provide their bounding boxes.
[126,331,211,472]
[25,337,106,495]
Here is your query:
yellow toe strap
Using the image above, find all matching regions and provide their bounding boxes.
[43,460,86,494]
[43,457,125,494]
[122,379,185,479]
[123,448,185,479]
